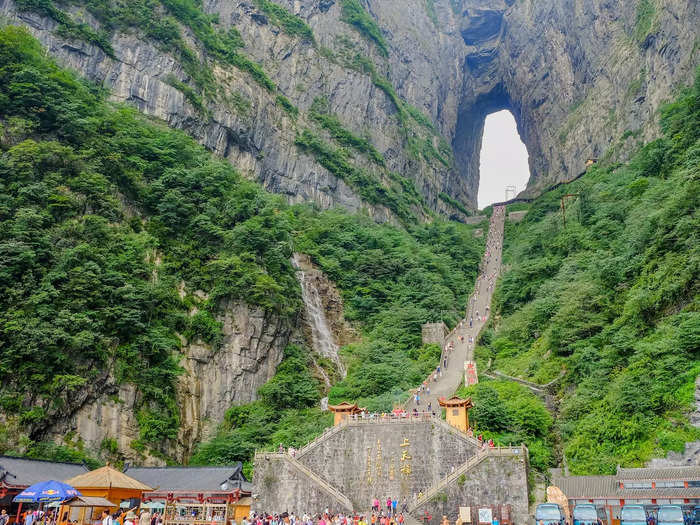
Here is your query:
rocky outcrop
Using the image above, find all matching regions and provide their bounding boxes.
[44,300,293,465]
[1,0,696,214]
[453,0,700,198]
[175,300,293,462]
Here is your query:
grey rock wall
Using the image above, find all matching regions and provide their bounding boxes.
[1,0,696,214]
[296,420,479,509]
[253,454,354,515]
[43,300,293,465]
[253,421,529,523]
[412,456,529,525]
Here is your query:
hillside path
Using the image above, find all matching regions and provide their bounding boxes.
[407,205,505,411]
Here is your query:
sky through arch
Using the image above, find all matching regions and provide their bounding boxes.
[477,110,530,209]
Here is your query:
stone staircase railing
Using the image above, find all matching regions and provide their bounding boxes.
[294,414,483,462]
[255,452,353,511]
[293,421,346,460]
[408,444,526,513]
[430,416,482,448]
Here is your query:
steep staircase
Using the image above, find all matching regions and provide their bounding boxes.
[408,445,526,513]
[256,451,353,511]
[407,205,506,411]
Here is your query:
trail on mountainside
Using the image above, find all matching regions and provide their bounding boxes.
[407,205,505,411]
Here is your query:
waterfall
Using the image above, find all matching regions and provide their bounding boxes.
[292,254,347,380]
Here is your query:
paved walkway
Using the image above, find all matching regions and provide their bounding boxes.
[407,205,506,412]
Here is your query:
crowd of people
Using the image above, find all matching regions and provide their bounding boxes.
[0,507,161,525]
[242,510,457,525]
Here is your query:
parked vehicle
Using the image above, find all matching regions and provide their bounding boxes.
[535,504,566,525]
[657,506,684,525]
[574,504,599,525]
[621,505,648,525]
[573,504,607,525]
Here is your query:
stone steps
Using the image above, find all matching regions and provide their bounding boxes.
[408,446,525,513]
[256,452,353,511]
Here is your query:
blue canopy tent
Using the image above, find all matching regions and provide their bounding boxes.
[13,480,81,503]
[12,480,82,525]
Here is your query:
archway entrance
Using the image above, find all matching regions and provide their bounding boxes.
[477,110,530,209]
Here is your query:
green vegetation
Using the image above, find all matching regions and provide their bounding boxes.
[252,0,314,41]
[310,97,384,165]
[295,129,424,222]
[478,68,700,474]
[439,192,471,216]
[294,213,483,410]
[634,0,655,43]
[191,344,331,473]
[339,52,453,167]
[0,26,300,457]
[14,0,276,94]
[456,380,555,472]
[340,0,388,57]
[14,0,114,56]
[165,74,208,115]
[194,210,484,466]
[424,0,439,27]
[0,27,484,467]
[276,95,299,118]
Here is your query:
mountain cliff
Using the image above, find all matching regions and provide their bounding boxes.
[1,0,696,219]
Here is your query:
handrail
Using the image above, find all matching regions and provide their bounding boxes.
[294,422,345,460]
[255,452,353,511]
[408,444,525,512]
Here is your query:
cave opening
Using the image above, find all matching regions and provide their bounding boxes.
[477,110,531,209]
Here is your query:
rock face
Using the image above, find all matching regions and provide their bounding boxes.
[44,301,293,465]
[1,0,697,462]
[453,0,700,198]
[2,0,696,215]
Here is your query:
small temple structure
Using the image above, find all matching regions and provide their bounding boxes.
[328,401,363,425]
[66,464,153,504]
[438,396,474,432]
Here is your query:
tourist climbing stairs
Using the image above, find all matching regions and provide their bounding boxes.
[407,206,506,411]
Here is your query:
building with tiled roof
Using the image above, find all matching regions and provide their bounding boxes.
[551,465,700,521]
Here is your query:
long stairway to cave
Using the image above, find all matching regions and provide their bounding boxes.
[406,205,506,411]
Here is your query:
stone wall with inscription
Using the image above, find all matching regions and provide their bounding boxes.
[252,419,530,524]
[296,420,479,510]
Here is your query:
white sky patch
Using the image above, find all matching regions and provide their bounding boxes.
[477,110,530,209]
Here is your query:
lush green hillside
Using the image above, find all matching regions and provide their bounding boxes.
[470,69,700,475]
[0,26,483,465]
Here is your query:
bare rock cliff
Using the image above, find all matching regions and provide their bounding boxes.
[43,300,293,465]
[0,0,696,213]
[1,0,696,213]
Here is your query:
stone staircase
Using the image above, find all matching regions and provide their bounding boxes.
[256,451,354,511]
[408,446,526,513]
[295,413,483,464]
[294,421,346,460]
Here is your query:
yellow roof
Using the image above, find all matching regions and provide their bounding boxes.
[66,465,153,491]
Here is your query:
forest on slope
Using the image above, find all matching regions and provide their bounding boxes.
[0,26,482,467]
[460,68,700,475]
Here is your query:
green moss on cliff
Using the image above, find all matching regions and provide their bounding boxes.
[252,0,314,41]
[340,0,388,57]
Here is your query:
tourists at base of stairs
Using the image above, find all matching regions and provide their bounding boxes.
[247,512,413,525]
